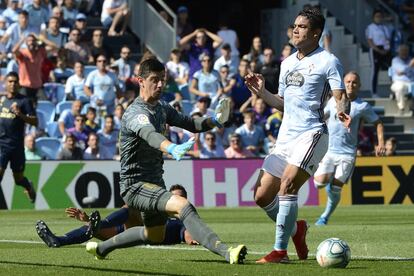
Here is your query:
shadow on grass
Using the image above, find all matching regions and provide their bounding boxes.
[0,260,188,276]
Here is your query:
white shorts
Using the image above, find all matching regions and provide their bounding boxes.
[314,152,355,184]
[262,129,328,178]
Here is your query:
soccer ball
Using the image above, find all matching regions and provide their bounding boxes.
[316,238,351,268]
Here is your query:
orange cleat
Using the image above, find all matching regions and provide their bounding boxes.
[256,250,289,264]
[292,220,309,260]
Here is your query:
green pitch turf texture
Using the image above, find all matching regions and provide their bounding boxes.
[0,205,413,275]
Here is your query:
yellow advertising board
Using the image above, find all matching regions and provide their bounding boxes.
[318,156,414,205]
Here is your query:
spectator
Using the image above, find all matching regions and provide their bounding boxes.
[67,114,88,149]
[286,24,295,48]
[12,33,46,103]
[214,43,238,77]
[89,29,113,64]
[189,53,222,107]
[64,27,92,66]
[65,61,88,102]
[51,5,71,30]
[255,47,280,93]
[2,0,21,25]
[235,110,265,156]
[2,10,38,52]
[84,106,99,133]
[213,121,236,149]
[390,44,414,114]
[179,28,223,78]
[23,0,49,31]
[39,16,67,56]
[97,115,118,158]
[230,59,251,111]
[279,43,293,62]
[265,108,283,147]
[24,134,43,160]
[58,99,82,136]
[385,137,397,156]
[366,10,391,97]
[176,5,193,39]
[224,133,255,158]
[49,54,73,83]
[101,0,130,36]
[218,65,234,96]
[57,133,83,160]
[73,13,88,40]
[83,132,112,159]
[242,36,264,64]
[0,16,8,64]
[197,131,225,159]
[62,0,79,27]
[190,96,214,117]
[113,103,124,130]
[84,54,120,115]
[240,96,271,127]
[215,18,240,62]
[111,45,135,83]
[165,48,189,90]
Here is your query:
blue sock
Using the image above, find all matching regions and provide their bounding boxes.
[274,195,298,250]
[100,208,129,228]
[320,184,342,220]
[263,196,279,222]
[57,226,90,245]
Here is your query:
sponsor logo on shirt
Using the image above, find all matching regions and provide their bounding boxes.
[285,71,304,87]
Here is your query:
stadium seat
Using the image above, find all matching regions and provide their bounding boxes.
[37,101,56,123]
[46,121,62,138]
[43,83,66,104]
[36,137,62,160]
[181,100,194,115]
[56,101,73,115]
[36,110,47,131]
[84,65,97,77]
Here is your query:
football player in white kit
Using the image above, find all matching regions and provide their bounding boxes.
[245,7,351,263]
[314,71,385,226]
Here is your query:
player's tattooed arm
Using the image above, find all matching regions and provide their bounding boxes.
[332,89,351,128]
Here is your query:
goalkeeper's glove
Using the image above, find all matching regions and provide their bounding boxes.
[166,138,195,161]
[211,98,231,128]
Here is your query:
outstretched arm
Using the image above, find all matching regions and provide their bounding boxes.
[245,73,284,112]
[374,120,385,156]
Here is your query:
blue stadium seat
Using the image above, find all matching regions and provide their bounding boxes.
[46,121,62,138]
[181,100,194,115]
[36,110,47,131]
[36,101,56,123]
[36,137,62,160]
[43,83,66,104]
[56,101,73,115]
[84,65,97,77]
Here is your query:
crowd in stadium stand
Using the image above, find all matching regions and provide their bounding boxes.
[0,1,410,160]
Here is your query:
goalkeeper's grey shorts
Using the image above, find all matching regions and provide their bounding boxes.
[122,181,173,227]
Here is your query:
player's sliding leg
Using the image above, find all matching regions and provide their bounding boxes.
[317,182,343,225]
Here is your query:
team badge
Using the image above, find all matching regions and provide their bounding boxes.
[137,114,150,125]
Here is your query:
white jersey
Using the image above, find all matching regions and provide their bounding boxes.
[325,96,379,155]
[277,47,344,146]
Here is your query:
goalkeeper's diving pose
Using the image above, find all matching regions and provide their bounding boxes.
[85,57,247,264]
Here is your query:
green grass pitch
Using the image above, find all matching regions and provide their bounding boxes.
[0,205,413,275]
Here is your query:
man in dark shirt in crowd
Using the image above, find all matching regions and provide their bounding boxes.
[0,72,38,204]
[255,47,280,94]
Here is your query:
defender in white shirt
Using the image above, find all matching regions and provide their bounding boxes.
[314,71,385,226]
[245,7,351,264]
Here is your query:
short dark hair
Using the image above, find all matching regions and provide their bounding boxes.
[222,43,231,51]
[138,58,165,79]
[298,7,325,33]
[87,106,96,114]
[169,184,187,198]
[18,10,29,16]
[6,71,19,81]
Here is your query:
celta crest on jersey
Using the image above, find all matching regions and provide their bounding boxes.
[285,71,304,87]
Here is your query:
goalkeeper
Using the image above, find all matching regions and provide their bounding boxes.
[86,58,247,264]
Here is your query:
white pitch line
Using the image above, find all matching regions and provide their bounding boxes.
[1,239,413,261]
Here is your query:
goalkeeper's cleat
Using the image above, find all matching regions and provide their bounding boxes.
[35,220,60,248]
[85,210,101,238]
[315,217,328,226]
[228,244,247,264]
[292,220,309,260]
[24,181,36,203]
[86,241,105,260]
[256,250,289,264]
